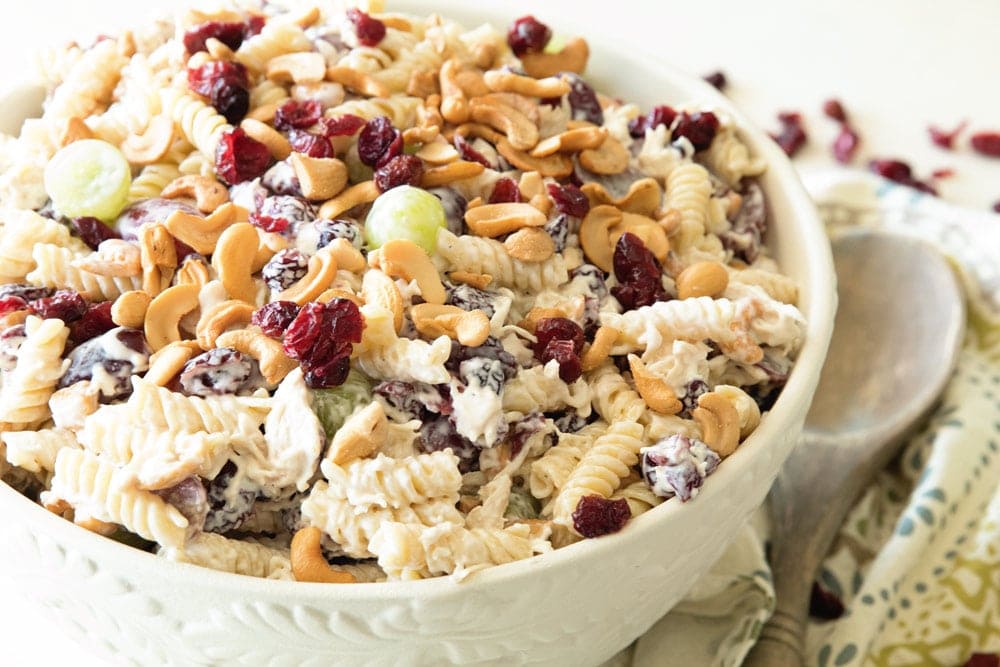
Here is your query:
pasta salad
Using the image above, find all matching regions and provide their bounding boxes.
[0,1,805,582]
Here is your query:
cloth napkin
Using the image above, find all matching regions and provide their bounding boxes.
[605,170,1000,667]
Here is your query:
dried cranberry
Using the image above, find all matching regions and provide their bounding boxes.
[509,412,547,458]
[287,129,334,159]
[314,219,363,250]
[249,213,289,234]
[317,114,366,138]
[257,195,315,231]
[771,112,807,157]
[970,131,1000,157]
[261,249,308,291]
[507,15,551,56]
[187,60,249,97]
[564,73,603,126]
[209,78,250,124]
[179,348,254,396]
[346,7,386,47]
[680,379,709,416]
[274,99,323,131]
[992,200,1000,214]
[0,284,53,302]
[832,125,860,164]
[673,111,719,151]
[0,296,26,317]
[453,134,491,168]
[546,183,588,217]
[71,216,120,250]
[183,21,246,54]
[489,177,523,204]
[0,324,26,372]
[215,128,272,185]
[30,290,87,323]
[703,71,727,91]
[115,198,199,241]
[927,120,967,150]
[283,299,363,388]
[374,154,424,192]
[931,167,955,180]
[544,213,569,252]
[156,477,208,534]
[821,98,847,123]
[611,232,666,310]
[533,318,585,358]
[252,301,300,338]
[868,159,937,195]
[721,182,767,264]
[446,338,518,382]
[418,417,479,473]
[809,582,845,620]
[244,15,265,37]
[540,339,582,383]
[963,655,1000,667]
[628,105,678,138]
[572,495,631,538]
[358,116,402,168]
[69,301,115,346]
[376,380,452,420]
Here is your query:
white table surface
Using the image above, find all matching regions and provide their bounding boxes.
[1,1,998,665]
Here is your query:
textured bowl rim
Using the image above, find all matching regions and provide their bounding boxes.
[0,1,836,604]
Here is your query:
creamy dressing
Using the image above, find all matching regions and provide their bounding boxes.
[449,358,505,448]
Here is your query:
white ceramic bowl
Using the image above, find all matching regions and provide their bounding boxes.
[0,4,836,665]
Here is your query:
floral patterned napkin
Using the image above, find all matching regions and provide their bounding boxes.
[607,170,1000,667]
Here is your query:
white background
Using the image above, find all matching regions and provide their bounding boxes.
[0,1,997,664]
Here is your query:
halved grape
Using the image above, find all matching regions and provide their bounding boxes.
[44,139,132,222]
[311,369,373,439]
[364,185,445,253]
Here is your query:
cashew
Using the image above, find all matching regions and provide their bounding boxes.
[212,222,260,304]
[713,384,762,439]
[326,401,387,465]
[464,202,547,238]
[580,325,618,372]
[448,271,493,290]
[411,303,490,347]
[318,181,379,220]
[205,37,236,60]
[415,137,460,164]
[161,174,230,213]
[483,71,571,98]
[406,68,439,98]
[469,100,538,151]
[276,247,339,305]
[240,118,292,160]
[326,66,390,98]
[121,115,175,165]
[579,205,621,272]
[628,355,682,415]
[139,223,177,296]
[246,102,279,123]
[361,269,404,333]
[504,227,555,262]
[145,340,202,386]
[76,516,119,536]
[496,138,573,178]
[60,117,94,146]
[73,239,141,277]
[290,153,349,201]
[0,309,29,329]
[317,288,364,306]
[195,300,255,350]
[531,126,607,157]
[439,58,470,124]
[402,124,440,146]
[420,160,485,188]
[517,298,585,333]
[111,290,152,329]
[324,238,366,274]
[176,256,212,288]
[580,135,630,175]
[378,239,446,305]
[266,51,326,84]
[518,170,546,199]
[581,177,663,217]
[251,230,288,274]
[164,202,243,255]
[290,5,321,28]
[609,213,670,262]
[692,390,741,458]
[676,260,729,300]
[144,283,201,351]
[290,527,357,584]
[477,93,540,124]
[216,328,297,386]
[520,36,590,78]
[453,122,504,145]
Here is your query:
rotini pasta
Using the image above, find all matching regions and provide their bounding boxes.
[27,244,142,301]
[0,317,69,430]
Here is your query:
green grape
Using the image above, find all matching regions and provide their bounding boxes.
[504,488,541,520]
[43,139,132,221]
[311,369,373,439]
[364,185,445,253]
